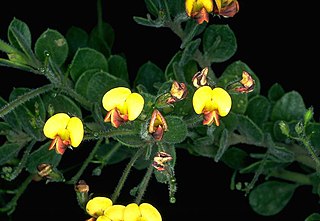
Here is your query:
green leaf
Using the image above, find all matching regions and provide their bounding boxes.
[144,0,162,17]
[69,47,108,82]
[9,88,46,140]
[86,71,129,102]
[88,22,114,58]
[162,116,188,144]
[305,213,320,221]
[108,55,129,83]
[306,122,320,150]
[203,24,237,63]
[132,16,164,28]
[113,122,145,148]
[179,38,200,67]
[215,128,229,162]
[246,95,271,128]
[165,51,198,83]
[267,83,285,102]
[221,146,249,170]
[271,91,307,122]
[0,96,21,130]
[0,143,23,166]
[65,26,88,58]
[42,92,82,118]
[230,92,248,114]
[74,69,101,98]
[240,160,283,174]
[26,141,62,174]
[236,114,264,144]
[8,18,31,53]
[35,29,68,67]
[167,0,186,17]
[249,181,297,216]
[134,61,165,95]
[221,111,238,132]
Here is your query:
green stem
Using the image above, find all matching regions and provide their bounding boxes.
[0,174,33,215]
[0,84,54,118]
[60,87,93,110]
[66,138,103,184]
[269,169,312,185]
[135,164,154,204]
[300,138,320,169]
[84,128,139,141]
[111,147,145,203]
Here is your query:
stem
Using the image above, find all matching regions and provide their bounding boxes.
[111,147,145,203]
[0,84,54,118]
[60,86,93,110]
[84,128,139,141]
[66,138,103,184]
[300,138,320,169]
[0,174,33,215]
[269,169,312,185]
[135,164,154,204]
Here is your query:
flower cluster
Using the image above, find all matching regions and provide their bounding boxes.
[86,196,162,221]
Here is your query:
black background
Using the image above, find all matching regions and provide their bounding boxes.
[1,1,319,220]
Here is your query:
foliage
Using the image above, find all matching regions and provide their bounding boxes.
[0,0,319,220]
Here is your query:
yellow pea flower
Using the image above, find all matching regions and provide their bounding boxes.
[124,203,162,221]
[43,113,84,155]
[102,87,144,128]
[86,197,113,218]
[185,0,214,24]
[192,86,231,126]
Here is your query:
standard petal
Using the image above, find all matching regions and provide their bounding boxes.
[211,87,232,116]
[139,203,162,221]
[192,86,212,114]
[43,113,70,139]
[67,117,84,147]
[126,92,144,121]
[104,204,125,220]
[202,0,214,13]
[102,87,131,111]
[96,216,112,221]
[86,197,113,218]
[124,203,141,221]
[185,0,195,16]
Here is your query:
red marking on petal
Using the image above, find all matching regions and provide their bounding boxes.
[110,108,128,128]
[153,125,164,141]
[193,7,209,24]
[203,110,220,126]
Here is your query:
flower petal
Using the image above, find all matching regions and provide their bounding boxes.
[102,87,131,111]
[185,0,195,16]
[192,86,212,114]
[211,87,232,116]
[43,113,70,139]
[104,204,125,220]
[124,203,141,221]
[126,92,144,121]
[67,117,84,147]
[139,203,162,221]
[96,216,112,221]
[202,0,214,13]
[86,197,113,218]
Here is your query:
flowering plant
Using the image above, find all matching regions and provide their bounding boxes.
[0,0,319,220]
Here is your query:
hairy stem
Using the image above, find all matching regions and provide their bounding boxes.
[135,164,154,204]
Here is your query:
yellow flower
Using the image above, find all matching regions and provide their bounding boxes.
[102,87,144,128]
[86,197,113,218]
[124,203,162,221]
[43,113,84,155]
[185,0,214,24]
[192,86,231,126]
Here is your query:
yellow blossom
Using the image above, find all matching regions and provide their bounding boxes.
[43,113,84,155]
[124,203,162,221]
[102,87,144,128]
[185,0,214,24]
[86,197,113,218]
[192,86,231,126]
